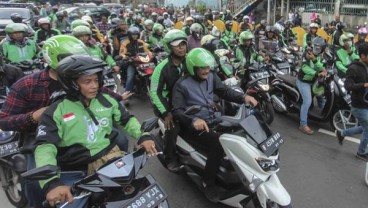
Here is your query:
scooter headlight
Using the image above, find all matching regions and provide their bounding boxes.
[258,83,270,92]
[255,157,280,172]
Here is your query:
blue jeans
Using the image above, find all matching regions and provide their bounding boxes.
[351,107,368,155]
[296,80,313,126]
[125,64,136,92]
[296,79,325,126]
[341,126,363,137]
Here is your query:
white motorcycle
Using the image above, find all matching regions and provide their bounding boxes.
[151,104,292,208]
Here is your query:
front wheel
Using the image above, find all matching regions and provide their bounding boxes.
[0,166,27,207]
[258,100,275,124]
[330,109,358,131]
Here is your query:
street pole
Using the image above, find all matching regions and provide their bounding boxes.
[273,0,276,24]
[267,0,271,24]
[286,0,290,19]
[281,0,284,17]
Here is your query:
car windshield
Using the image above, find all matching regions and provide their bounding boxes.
[0,9,30,19]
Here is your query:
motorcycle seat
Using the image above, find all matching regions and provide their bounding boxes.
[277,74,297,87]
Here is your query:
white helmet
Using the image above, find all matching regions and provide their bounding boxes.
[274,23,284,33]
[211,26,221,38]
[243,15,249,20]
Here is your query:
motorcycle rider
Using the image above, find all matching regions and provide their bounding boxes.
[236,31,264,68]
[204,12,213,32]
[356,27,368,50]
[222,21,237,49]
[10,13,35,37]
[110,18,128,57]
[163,12,173,28]
[254,19,267,50]
[336,34,360,78]
[132,16,145,32]
[182,16,194,36]
[34,54,157,207]
[187,23,203,51]
[151,12,158,23]
[171,48,257,201]
[297,37,327,135]
[148,23,165,48]
[282,20,296,45]
[259,26,283,53]
[303,23,320,48]
[120,27,152,95]
[0,23,38,64]
[53,11,70,33]
[194,15,208,35]
[34,18,61,45]
[0,35,130,207]
[81,16,105,44]
[239,15,252,32]
[140,19,154,43]
[72,26,119,73]
[150,29,188,172]
[332,22,346,50]
[344,42,368,161]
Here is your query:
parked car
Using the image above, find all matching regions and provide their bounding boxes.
[63,6,111,22]
[0,7,38,40]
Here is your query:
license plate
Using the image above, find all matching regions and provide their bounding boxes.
[23,69,40,75]
[0,141,20,157]
[124,183,167,208]
[139,63,154,69]
[259,132,284,157]
[252,71,270,79]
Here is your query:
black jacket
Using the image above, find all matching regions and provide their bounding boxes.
[345,61,368,109]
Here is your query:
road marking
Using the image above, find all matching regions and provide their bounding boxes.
[318,128,360,144]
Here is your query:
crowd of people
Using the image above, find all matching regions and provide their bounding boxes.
[0,2,367,206]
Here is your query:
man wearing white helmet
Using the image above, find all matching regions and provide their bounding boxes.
[151,12,158,23]
[34,18,61,44]
[239,15,251,32]
[182,16,194,36]
[163,12,173,28]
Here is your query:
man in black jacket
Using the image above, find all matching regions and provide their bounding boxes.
[344,42,368,161]
[172,48,257,201]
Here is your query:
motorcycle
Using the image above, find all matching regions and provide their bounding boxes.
[151,104,292,208]
[270,59,358,131]
[131,53,156,94]
[102,66,119,93]
[260,39,293,76]
[150,43,168,64]
[21,119,169,208]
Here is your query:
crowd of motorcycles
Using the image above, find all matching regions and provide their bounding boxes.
[0,6,366,208]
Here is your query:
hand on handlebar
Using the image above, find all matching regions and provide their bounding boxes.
[244,95,258,107]
[46,185,73,207]
[319,69,327,77]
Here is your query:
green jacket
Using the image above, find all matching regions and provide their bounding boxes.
[303,33,320,48]
[222,29,237,47]
[298,55,324,82]
[53,19,70,31]
[0,38,37,63]
[147,34,163,48]
[236,45,263,67]
[86,44,116,67]
[35,93,145,188]
[336,48,360,74]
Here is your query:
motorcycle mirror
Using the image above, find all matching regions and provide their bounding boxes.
[184,105,202,115]
[114,55,122,61]
[21,165,59,180]
[141,117,159,132]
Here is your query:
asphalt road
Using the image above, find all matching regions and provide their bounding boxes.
[1,95,367,208]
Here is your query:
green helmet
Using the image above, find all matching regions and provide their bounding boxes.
[339,34,350,46]
[186,48,216,76]
[5,23,26,34]
[346,32,354,39]
[153,23,164,34]
[71,19,90,29]
[239,31,254,44]
[72,25,92,37]
[162,29,187,53]
[42,35,88,70]
[144,19,154,26]
[312,78,325,96]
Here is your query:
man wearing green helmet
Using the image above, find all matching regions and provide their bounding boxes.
[72,25,119,73]
[149,29,188,172]
[236,31,264,67]
[141,19,154,43]
[147,23,165,48]
[297,37,327,135]
[222,20,237,48]
[0,35,131,207]
[172,48,257,201]
[336,34,359,78]
[0,23,38,64]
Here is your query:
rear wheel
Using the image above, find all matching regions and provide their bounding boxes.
[0,166,27,207]
[330,109,358,131]
[258,100,275,124]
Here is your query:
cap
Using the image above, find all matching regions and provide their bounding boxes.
[170,39,187,46]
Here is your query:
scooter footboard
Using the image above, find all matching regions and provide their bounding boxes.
[257,174,291,207]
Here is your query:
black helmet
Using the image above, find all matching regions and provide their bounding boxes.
[127,26,140,39]
[111,18,121,27]
[202,38,227,54]
[157,16,164,24]
[10,13,23,23]
[56,54,107,96]
[225,20,233,27]
[311,37,327,55]
[336,22,346,31]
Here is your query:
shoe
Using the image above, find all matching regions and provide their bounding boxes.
[201,181,226,203]
[166,160,184,173]
[336,130,345,145]
[299,125,314,135]
[356,153,368,162]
